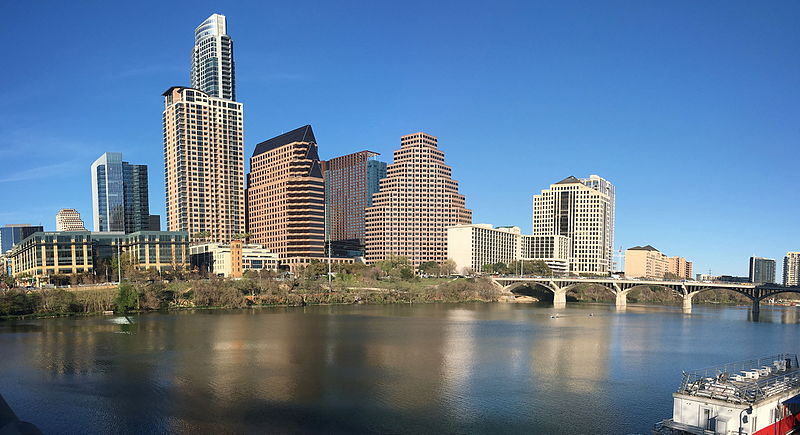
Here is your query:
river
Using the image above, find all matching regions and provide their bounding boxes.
[0,303,798,434]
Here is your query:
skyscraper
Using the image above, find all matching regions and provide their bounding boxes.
[532,175,615,274]
[91,152,150,233]
[324,150,387,257]
[191,14,235,100]
[784,252,800,287]
[365,132,472,266]
[163,86,244,243]
[749,256,776,284]
[0,224,43,254]
[246,125,325,259]
[55,209,86,231]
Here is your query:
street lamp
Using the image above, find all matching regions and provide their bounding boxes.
[738,406,752,435]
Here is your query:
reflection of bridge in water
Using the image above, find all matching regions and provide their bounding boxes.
[493,277,800,318]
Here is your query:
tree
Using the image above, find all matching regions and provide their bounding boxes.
[418,261,439,277]
[191,231,211,243]
[232,232,252,241]
[115,282,138,313]
[440,259,457,276]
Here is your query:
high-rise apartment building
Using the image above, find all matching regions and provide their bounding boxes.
[323,150,387,257]
[365,132,472,266]
[91,152,150,233]
[532,175,615,274]
[0,224,43,254]
[666,256,693,279]
[749,256,776,284]
[784,252,800,287]
[191,14,235,100]
[162,86,244,243]
[55,209,86,231]
[246,125,325,259]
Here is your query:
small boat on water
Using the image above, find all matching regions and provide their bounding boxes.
[653,353,800,435]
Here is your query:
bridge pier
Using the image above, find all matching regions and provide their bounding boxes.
[553,290,566,309]
[682,294,693,313]
[752,298,760,320]
[615,291,627,308]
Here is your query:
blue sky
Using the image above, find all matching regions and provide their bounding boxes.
[1,1,798,277]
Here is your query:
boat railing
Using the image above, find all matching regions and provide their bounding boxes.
[678,353,800,403]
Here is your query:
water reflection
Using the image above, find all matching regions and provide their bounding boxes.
[0,303,798,434]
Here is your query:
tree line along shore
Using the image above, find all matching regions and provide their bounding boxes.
[0,256,780,318]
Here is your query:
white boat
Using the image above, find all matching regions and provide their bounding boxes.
[654,353,800,434]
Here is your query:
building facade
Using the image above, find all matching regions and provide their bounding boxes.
[446,224,570,274]
[365,132,472,266]
[8,231,189,281]
[749,256,776,284]
[323,150,387,257]
[624,245,668,279]
[191,14,235,100]
[532,175,615,274]
[246,125,325,259]
[0,224,43,254]
[162,86,244,243]
[56,209,86,231]
[91,152,151,233]
[666,256,693,279]
[190,241,279,277]
[784,252,800,287]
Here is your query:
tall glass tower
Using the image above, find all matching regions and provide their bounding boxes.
[91,152,150,233]
[190,13,235,101]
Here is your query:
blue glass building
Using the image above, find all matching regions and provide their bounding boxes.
[91,152,150,233]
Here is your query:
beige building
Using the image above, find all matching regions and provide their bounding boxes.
[446,224,570,274]
[189,241,279,278]
[785,252,800,286]
[624,245,668,279]
[8,231,189,282]
[666,256,693,279]
[246,125,325,259]
[56,209,86,231]
[162,86,245,243]
[532,176,614,274]
[365,132,472,266]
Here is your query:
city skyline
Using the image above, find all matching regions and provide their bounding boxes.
[1,2,798,277]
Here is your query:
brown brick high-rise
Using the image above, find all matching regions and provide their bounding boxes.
[246,125,325,258]
[365,132,471,266]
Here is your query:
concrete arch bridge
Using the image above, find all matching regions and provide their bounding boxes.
[493,277,800,314]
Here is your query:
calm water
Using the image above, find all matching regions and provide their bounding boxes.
[1,303,799,434]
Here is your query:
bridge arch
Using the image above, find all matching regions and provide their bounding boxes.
[504,281,559,302]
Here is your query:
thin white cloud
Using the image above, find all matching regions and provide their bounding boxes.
[0,161,75,183]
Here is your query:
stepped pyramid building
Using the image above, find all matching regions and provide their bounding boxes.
[365,132,471,266]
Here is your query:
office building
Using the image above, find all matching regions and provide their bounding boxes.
[190,241,279,277]
[625,245,668,279]
[148,215,161,231]
[365,132,472,266]
[532,175,615,274]
[784,252,800,287]
[162,86,244,243]
[749,256,776,284]
[55,209,86,231]
[0,224,43,254]
[666,256,693,279]
[446,224,570,274]
[91,152,151,233]
[324,150,387,257]
[246,125,325,259]
[8,231,189,283]
[191,14,235,100]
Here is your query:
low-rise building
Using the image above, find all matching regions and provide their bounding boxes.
[280,256,355,274]
[666,256,693,279]
[446,224,570,275]
[624,245,668,279]
[190,241,279,277]
[8,231,188,283]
